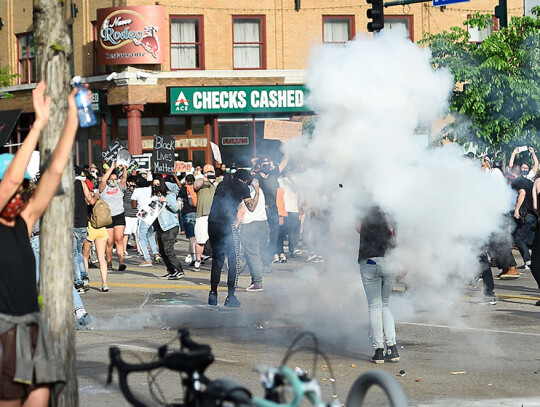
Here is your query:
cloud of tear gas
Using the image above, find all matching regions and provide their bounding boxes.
[272,27,516,340]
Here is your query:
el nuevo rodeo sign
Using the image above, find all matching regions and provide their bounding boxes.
[97,6,166,66]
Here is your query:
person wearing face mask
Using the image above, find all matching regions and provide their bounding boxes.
[254,148,289,270]
[152,177,185,280]
[0,82,80,406]
[99,162,128,271]
[509,146,538,181]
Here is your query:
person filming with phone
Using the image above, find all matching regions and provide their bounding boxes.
[509,146,538,181]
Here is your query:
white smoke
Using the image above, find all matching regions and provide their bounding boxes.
[281,27,515,320]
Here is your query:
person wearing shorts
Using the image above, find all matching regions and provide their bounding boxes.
[83,212,110,292]
[99,162,127,271]
[193,165,218,270]
[178,174,197,265]
[123,178,139,258]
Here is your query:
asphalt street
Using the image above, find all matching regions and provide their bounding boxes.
[76,235,540,407]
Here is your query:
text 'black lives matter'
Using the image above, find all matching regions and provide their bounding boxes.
[153,135,176,175]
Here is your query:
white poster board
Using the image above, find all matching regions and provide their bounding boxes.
[137,196,165,225]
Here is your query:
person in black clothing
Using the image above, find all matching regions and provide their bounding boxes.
[510,165,536,273]
[207,169,260,307]
[530,174,540,305]
[179,174,197,265]
[357,206,400,364]
[254,150,289,267]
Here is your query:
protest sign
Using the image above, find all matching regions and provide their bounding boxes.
[264,120,302,140]
[152,135,176,174]
[210,142,222,163]
[174,161,193,173]
[101,139,126,165]
[137,196,165,225]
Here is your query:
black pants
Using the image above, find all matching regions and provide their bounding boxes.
[479,253,495,296]
[208,221,240,295]
[155,224,183,273]
[530,228,540,289]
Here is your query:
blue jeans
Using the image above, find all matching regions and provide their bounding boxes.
[359,257,396,349]
[182,212,196,239]
[73,227,88,285]
[30,234,84,312]
[137,219,159,261]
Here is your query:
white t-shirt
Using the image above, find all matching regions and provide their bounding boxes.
[279,176,299,213]
[241,188,267,224]
[131,186,152,212]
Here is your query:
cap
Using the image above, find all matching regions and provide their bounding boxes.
[0,153,31,180]
[203,164,215,173]
[90,163,97,169]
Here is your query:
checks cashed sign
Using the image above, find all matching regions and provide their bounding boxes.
[169,86,311,115]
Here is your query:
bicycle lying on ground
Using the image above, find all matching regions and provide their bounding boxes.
[108,329,408,407]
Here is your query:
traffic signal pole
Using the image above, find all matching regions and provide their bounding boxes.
[383,0,429,7]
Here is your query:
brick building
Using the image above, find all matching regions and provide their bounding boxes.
[0,0,524,168]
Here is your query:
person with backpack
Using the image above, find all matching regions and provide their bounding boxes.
[179,174,197,266]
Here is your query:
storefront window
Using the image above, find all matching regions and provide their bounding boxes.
[163,116,186,136]
[141,117,160,137]
[192,116,205,135]
[175,150,189,161]
[191,150,206,167]
[118,118,128,140]
[218,121,253,167]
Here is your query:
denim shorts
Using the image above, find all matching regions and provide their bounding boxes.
[182,212,196,238]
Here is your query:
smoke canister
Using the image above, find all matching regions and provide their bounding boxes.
[72,76,97,128]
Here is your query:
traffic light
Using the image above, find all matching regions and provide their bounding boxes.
[295,0,301,11]
[366,0,384,32]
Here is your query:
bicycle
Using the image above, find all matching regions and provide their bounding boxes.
[108,329,408,407]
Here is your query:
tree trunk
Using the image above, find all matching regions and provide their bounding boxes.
[33,1,78,406]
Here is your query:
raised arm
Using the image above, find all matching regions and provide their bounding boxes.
[0,82,50,210]
[21,87,79,231]
[508,147,518,169]
[99,162,116,192]
[278,146,289,174]
[119,165,127,190]
[244,182,260,212]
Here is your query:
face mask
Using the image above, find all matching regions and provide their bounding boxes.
[522,170,529,176]
[1,194,28,221]
[152,185,161,195]
[107,179,118,187]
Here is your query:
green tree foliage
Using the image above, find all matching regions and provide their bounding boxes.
[0,66,19,98]
[421,9,540,148]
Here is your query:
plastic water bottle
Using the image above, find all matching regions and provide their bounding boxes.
[72,76,97,128]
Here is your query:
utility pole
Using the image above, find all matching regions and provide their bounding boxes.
[33,0,77,405]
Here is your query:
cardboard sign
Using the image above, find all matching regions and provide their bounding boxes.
[264,120,302,140]
[101,140,125,165]
[133,154,152,172]
[174,161,193,173]
[210,142,222,163]
[137,196,165,225]
[152,135,175,174]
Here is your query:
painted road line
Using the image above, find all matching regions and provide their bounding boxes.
[400,321,540,337]
[497,293,540,301]
[89,282,229,291]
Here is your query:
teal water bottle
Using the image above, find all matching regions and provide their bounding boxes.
[72,76,97,128]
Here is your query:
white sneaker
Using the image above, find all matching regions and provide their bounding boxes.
[194,260,201,271]
[185,254,193,263]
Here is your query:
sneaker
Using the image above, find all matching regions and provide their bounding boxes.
[272,255,280,264]
[160,271,174,279]
[82,277,90,292]
[154,254,162,264]
[224,294,241,308]
[118,264,127,271]
[305,253,317,262]
[107,263,113,271]
[201,254,211,261]
[185,254,193,263]
[194,260,201,271]
[75,284,85,295]
[372,348,385,364]
[123,252,132,259]
[385,345,400,362]
[102,284,109,292]
[246,283,264,292]
[208,291,218,306]
[279,254,287,263]
[293,248,302,256]
[140,260,153,267]
[167,270,185,280]
[189,260,196,267]
[313,256,325,263]
[75,312,92,330]
[477,295,497,305]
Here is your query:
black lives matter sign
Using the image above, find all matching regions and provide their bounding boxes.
[152,135,175,174]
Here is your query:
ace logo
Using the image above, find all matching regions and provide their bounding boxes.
[174,91,190,112]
